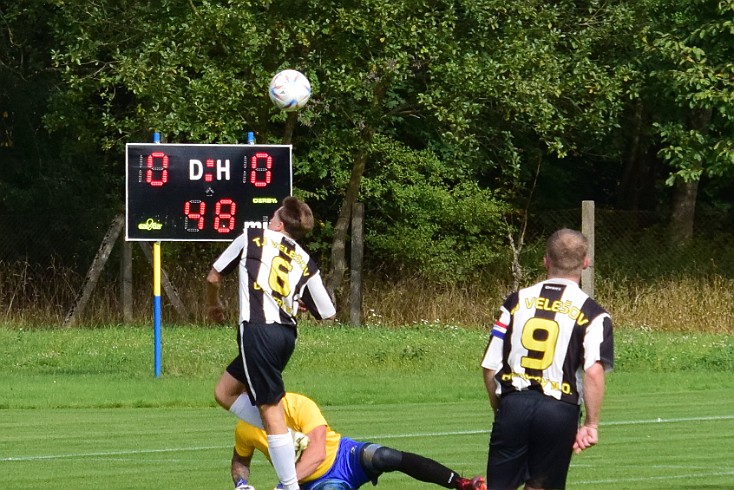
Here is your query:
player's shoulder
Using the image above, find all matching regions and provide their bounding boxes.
[502,289,520,307]
[581,297,612,323]
[245,226,268,240]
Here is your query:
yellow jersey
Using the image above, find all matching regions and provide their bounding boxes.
[233,393,342,482]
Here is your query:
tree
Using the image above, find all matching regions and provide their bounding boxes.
[638,0,734,244]
[45,1,514,310]
[43,0,733,307]
[0,1,120,264]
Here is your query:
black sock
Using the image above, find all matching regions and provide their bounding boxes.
[396,451,459,489]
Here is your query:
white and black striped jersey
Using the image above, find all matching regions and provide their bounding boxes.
[212,228,336,326]
[481,278,614,406]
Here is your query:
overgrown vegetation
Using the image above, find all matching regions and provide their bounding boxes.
[1,251,733,333]
[2,209,733,331]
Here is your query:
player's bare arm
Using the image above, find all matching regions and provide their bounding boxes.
[295,425,327,481]
[206,268,226,324]
[574,361,605,454]
[482,368,499,416]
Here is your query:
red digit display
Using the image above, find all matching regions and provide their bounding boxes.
[205,159,215,182]
[214,199,236,234]
[146,151,169,186]
[183,200,206,232]
[249,151,273,188]
[126,143,292,241]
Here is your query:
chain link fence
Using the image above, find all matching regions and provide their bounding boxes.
[522,208,734,280]
[1,206,733,324]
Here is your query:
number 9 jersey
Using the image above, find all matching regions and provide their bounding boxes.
[213,227,336,326]
[481,278,614,405]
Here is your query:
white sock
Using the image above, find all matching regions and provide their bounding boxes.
[268,433,299,490]
[229,394,264,429]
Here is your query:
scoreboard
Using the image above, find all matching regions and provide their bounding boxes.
[125,143,292,241]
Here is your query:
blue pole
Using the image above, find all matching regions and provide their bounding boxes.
[153,131,162,378]
[153,241,162,378]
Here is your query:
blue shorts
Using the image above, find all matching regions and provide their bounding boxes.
[301,437,378,490]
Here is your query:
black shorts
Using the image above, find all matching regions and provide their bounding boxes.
[487,390,580,490]
[226,321,297,406]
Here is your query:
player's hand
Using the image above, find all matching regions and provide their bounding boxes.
[573,424,598,454]
[208,302,226,324]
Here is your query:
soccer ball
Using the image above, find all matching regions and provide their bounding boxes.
[268,69,311,111]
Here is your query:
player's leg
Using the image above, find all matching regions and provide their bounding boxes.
[215,356,264,428]
[260,400,300,490]
[217,373,265,428]
[214,321,265,426]
[525,396,579,490]
[486,392,534,490]
[214,369,243,409]
[360,444,486,489]
[245,322,299,489]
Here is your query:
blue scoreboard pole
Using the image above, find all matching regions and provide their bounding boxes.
[153,131,162,378]
[153,241,162,377]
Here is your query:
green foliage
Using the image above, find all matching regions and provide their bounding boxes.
[360,136,511,282]
[0,2,120,264]
[5,0,734,275]
[37,0,652,275]
[641,0,734,184]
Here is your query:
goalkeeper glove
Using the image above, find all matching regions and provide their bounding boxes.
[290,429,310,461]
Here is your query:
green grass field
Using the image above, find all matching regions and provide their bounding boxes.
[1,325,733,489]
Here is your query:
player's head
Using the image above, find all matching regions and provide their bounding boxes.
[270,196,314,240]
[544,228,589,278]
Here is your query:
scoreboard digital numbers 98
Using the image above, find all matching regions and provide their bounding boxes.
[125,143,292,241]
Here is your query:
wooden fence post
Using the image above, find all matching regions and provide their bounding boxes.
[121,239,133,323]
[581,200,595,297]
[64,214,125,326]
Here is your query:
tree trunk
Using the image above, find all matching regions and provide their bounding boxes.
[669,179,699,246]
[326,147,369,314]
[618,100,645,209]
[618,99,658,211]
[326,79,384,317]
[668,107,712,246]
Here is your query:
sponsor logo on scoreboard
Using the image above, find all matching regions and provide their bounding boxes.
[252,197,279,204]
[137,218,164,231]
